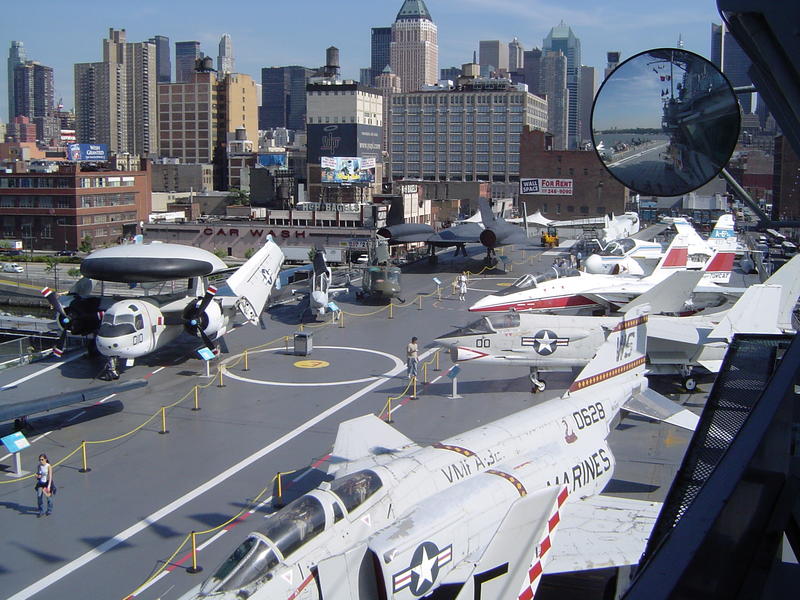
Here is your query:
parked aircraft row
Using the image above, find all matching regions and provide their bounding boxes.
[178,306,697,600]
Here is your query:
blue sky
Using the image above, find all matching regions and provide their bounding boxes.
[2,0,722,119]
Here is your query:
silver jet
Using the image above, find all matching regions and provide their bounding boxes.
[438,255,800,392]
[179,306,696,600]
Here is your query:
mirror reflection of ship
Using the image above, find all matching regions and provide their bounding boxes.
[354,237,404,303]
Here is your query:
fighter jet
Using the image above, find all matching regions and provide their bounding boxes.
[469,234,736,314]
[294,248,348,319]
[441,254,800,391]
[92,236,284,379]
[179,306,697,600]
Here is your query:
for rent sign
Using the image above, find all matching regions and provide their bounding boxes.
[520,178,573,196]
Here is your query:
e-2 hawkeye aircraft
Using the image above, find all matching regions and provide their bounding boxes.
[179,305,697,600]
[439,254,800,392]
[45,237,284,380]
[469,233,736,314]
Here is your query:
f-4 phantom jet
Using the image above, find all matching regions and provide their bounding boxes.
[179,305,697,600]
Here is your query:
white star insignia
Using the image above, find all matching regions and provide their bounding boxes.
[536,331,555,352]
[412,546,437,586]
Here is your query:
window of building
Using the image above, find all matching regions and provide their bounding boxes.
[567,205,575,213]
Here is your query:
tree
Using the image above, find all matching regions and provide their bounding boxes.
[79,235,93,253]
[44,256,60,292]
[212,248,227,259]
[227,188,250,205]
[244,247,256,259]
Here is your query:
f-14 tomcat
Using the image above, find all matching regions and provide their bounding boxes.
[469,233,736,315]
[46,237,284,379]
[179,305,697,600]
[438,254,800,392]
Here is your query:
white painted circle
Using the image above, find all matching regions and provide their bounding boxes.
[223,346,404,387]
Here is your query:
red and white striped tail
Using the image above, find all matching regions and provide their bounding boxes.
[53,347,63,358]
[517,486,569,600]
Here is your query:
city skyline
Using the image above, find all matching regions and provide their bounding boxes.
[2,0,721,120]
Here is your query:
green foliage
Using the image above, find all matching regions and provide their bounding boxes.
[43,256,59,273]
[68,268,82,278]
[244,247,256,259]
[227,188,250,205]
[79,235,93,253]
[212,248,227,259]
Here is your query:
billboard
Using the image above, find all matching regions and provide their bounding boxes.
[67,143,109,162]
[307,123,382,165]
[257,153,287,167]
[520,178,573,196]
[321,157,376,184]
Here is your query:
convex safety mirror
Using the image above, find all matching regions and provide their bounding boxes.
[591,48,740,197]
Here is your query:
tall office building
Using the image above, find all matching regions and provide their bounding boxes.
[509,38,525,73]
[175,41,201,83]
[523,48,542,94]
[604,51,621,81]
[390,0,438,93]
[260,66,315,131]
[74,29,158,155]
[711,22,753,114]
[540,50,569,150]
[371,26,392,86]
[149,35,171,83]
[218,33,234,76]
[376,66,402,154]
[12,61,55,141]
[543,21,581,148]
[579,65,596,144]
[479,40,509,76]
[389,76,547,188]
[7,41,27,122]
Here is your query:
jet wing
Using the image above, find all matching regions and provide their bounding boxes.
[544,494,662,574]
[428,222,484,245]
[621,271,704,315]
[630,223,668,241]
[646,317,703,346]
[226,237,285,325]
[328,414,418,473]
[623,387,700,430]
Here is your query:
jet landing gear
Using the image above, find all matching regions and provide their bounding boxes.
[98,356,120,381]
[529,369,546,393]
[680,366,696,392]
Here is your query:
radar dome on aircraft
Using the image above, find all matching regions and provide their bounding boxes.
[80,242,229,283]
[583,254,607,274]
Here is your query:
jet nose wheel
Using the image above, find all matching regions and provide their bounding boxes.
[683,377,697,392]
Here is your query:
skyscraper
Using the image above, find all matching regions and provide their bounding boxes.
[149,35,171,83]
[479,40,509,76]
[509,38,525,73]
[390,0,438,92]
[218,33,234,76]
[13,61,55,141]
[74,29,158,155]
[523,48,542,94]
[7,41,27,122]
[543,21,581,148]
[175,41,201,83]
[371,27,392,86]
[604,51,621,81]
[260,66,315,131]
[579,65,596,144]
[540,50,569,150]
[711,22,753,114]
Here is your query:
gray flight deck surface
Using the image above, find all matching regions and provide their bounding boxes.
[0,241,721,600]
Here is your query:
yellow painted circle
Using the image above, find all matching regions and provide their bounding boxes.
[497,282,513,287]
[294,360,330,369]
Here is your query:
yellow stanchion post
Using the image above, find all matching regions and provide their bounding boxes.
[386,397,394,423]
[192,385,200,411]
[417,295,422,310]
[339,311,344,328]
[388,303,394,319]
[160,407,169,434]
[79,441,91,473]
[285,336,289,353]
[217,366,226,388]
[434,349,441,371]
[187,532,203,574]
[242,349,249,372]
[299,323,305,332]
[274,472,285,508]
[423,363,428,385]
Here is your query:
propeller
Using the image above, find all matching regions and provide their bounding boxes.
[182,285,217,352]
[41,287,71,358]
[42,282,104,359]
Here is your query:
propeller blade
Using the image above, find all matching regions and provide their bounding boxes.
[259,313,267,330]
[197,285,217,314]
[199,329,216,352]
[52,330,68,359]
[41,287,67,318]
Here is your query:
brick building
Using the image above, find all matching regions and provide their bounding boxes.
[518,128,627,218]
[0,159,151,251]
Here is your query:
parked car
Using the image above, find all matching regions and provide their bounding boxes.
[56,250,76,256]
[2,262,24,273]
[1,249,22,256]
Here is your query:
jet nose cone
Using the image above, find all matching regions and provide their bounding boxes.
[311,290,326,308]
[583,254,606,274]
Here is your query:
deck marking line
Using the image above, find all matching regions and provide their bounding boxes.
[6,349,434,600]
[0,353,84,391]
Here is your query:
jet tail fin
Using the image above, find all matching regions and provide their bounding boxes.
[762,254,800,331]
[328,414,417,474]
[478,198,498,227]
[621,270,704,315]
[646,235,689,282]
[226,235,285,325]
[709,284,782,339]
[699,249,736,284]
[567,305,648,396]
